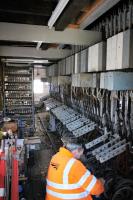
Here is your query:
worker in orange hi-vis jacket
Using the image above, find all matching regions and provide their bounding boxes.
[45,135,104,200]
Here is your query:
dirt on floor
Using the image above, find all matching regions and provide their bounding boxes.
[24,112,62,200]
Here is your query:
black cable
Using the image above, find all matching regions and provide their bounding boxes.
[104,172,133,200]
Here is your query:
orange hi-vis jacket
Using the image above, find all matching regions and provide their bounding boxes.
[46,147,104,200]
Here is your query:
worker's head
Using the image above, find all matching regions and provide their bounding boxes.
[61,135,84,159]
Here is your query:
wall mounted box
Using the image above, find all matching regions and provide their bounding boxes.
[58,60,66,75]
[58,76,71,85]
[92,73,100,88]
[58,61,62,76]
[66,55,74,75]
[106,30,133,70]
[66,57,71,75]
[100,73,105,89]
[62,60,66,75]
[71,55,75,74]
[122,29,133,69]
[88,41,106,72]
[80,49,88,72]
[72,73,93,87]
[100,72,133,90]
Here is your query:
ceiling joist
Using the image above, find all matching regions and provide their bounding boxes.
[0,22,102,45]
[0,46,71,59]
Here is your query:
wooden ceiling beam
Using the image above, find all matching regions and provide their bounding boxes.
[54,0,91,31]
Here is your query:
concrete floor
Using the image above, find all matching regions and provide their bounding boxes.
[24,112,62,200]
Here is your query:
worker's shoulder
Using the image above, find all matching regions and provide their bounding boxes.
[70,159,87,178]
[51,152,58,159]
[73,159,87,170]
[50,151,62,161]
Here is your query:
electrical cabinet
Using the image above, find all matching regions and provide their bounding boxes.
[107,33,122,70]
[48,64,58,77]
[58,76,71,85]
[66,57,71,75]
[92,73,100,88]
[58,61,61,76]
[3,66,34,135]
[72,73,93,87]
[106,30,133,70]
[51,76,71,87]
[80,49,88,73]
[116,32,123,69]
[58,60,66,76]
[100,71,133,90]
[88,45,93,72]
[88,41,106,72]
[71,55,75,74]
[112,34,117,70]
[53,64,58,76]
[62,59,66,75]
[65,56,73,75]
[122,29,133,69]
[100,73,105,89]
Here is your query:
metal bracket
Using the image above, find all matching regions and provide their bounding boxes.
[85,132,111,149]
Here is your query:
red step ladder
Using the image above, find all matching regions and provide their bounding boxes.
[11,148,19,200]
[0,151,6,200]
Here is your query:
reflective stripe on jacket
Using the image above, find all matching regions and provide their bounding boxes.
[46,147,104,200]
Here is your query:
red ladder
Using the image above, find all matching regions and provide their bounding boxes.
[11,148,19,200]
[0,151,6,200]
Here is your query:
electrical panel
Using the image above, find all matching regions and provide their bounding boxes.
[62,59,66,75]
[74,52,81,74]
[80,49,88,73]
[66,57,71,75]
[3,66,34,135]
[59,60,64,76]
[72,73,93,87]
[58,61,62,76]
[46,64,58,77]
[100,71,133,90]
[58,76,71,85]
[92,73,100,88]
[88,41,106,72]
[65,55,74,75]
[51,76,71,86]
[106,29,133,70]
[58,60,66,76]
